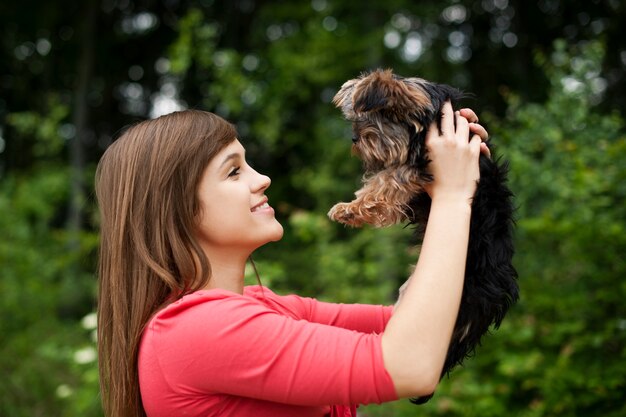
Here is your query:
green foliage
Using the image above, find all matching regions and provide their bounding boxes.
[0,166,101,416]
[6,95,70,160]
[489,40,626,416]
[168,8,218,75]
[2,2,625,416]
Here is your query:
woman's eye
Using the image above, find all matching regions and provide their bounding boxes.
[228,167,241,177]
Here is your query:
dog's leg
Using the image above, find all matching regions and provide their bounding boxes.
[328,167,421,227]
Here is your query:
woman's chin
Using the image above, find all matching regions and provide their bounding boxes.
[255,223,284,248]
[269,223,284,242]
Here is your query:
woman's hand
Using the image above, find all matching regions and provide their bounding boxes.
[459,107,490,158]
[423,102,486,203]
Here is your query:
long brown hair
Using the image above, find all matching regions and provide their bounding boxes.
[95,110,237,417]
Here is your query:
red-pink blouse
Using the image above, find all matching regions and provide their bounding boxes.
[138,285,398,417]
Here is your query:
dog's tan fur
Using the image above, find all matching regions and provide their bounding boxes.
[328,69,435,227]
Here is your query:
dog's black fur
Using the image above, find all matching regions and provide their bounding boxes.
[331,70,519,404]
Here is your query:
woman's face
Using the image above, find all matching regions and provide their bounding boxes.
[195,139,283,256]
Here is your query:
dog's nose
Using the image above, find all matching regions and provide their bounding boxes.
[351,134,359,143]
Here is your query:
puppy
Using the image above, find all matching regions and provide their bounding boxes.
[329,69,519,404]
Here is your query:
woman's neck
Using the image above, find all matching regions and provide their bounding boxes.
[201,248,249,294]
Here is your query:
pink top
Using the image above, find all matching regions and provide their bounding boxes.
[138,285,398,417]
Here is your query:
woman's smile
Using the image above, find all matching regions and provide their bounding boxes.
[251,199,273,214]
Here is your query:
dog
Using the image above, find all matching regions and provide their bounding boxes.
[328,69,519,404]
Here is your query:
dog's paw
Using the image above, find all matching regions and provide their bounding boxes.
[328,203,365,227]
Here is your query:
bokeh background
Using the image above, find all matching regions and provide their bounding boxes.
[1,0,625,416]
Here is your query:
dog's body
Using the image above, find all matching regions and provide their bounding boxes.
[328,69,519,404]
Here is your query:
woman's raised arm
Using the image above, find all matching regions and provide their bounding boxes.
[381,102,484,398]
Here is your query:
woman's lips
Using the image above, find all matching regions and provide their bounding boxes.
[251,202,270,212]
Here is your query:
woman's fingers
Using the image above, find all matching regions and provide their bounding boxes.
[454,111,470,142]
[430,104,490,160]
[462,110,490,158]
[441,105,487,143]
[480,142,491,158]
[469,122,489,142]
[458,108,479,123]
[440,101,455,134]
[459,107,489,142]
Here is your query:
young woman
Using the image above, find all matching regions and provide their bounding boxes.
[95,103,489,417]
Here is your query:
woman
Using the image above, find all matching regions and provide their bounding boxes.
[95,103,489,417]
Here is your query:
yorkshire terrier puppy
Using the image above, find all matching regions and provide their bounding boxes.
[329,69,519,404]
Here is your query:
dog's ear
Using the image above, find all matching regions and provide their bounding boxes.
[333,79,358,108]
[333,79,359,118]
[351,69,431,115]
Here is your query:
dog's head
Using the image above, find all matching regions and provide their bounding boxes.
[333,69,463,171]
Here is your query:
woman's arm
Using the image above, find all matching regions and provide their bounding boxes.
[381,103,485,398]
[303,299,394,333]
[246,286,393,333]
[288,294,393,333]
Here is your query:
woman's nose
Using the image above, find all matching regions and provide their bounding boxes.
[251,169,271,192]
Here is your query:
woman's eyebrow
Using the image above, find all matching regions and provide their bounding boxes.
[218,152,242,169]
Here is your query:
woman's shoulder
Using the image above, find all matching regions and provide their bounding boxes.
[243,284,278,299]
[148,286,284,322]
[155,287,257,318]
[145,286,311,338]
[244,285,313,319]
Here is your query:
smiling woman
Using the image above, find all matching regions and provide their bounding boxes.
[95,106,488,417]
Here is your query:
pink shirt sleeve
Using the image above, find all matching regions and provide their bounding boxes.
[143,289,397,407]
[246,286,394,334]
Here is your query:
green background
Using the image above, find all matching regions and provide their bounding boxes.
[1,1,625,415]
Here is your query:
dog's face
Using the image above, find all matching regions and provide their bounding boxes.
[333,69,461,171]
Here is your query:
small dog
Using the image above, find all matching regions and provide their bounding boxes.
[328,69,519,404]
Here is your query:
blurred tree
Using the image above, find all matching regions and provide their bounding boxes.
[0,1,625,416]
